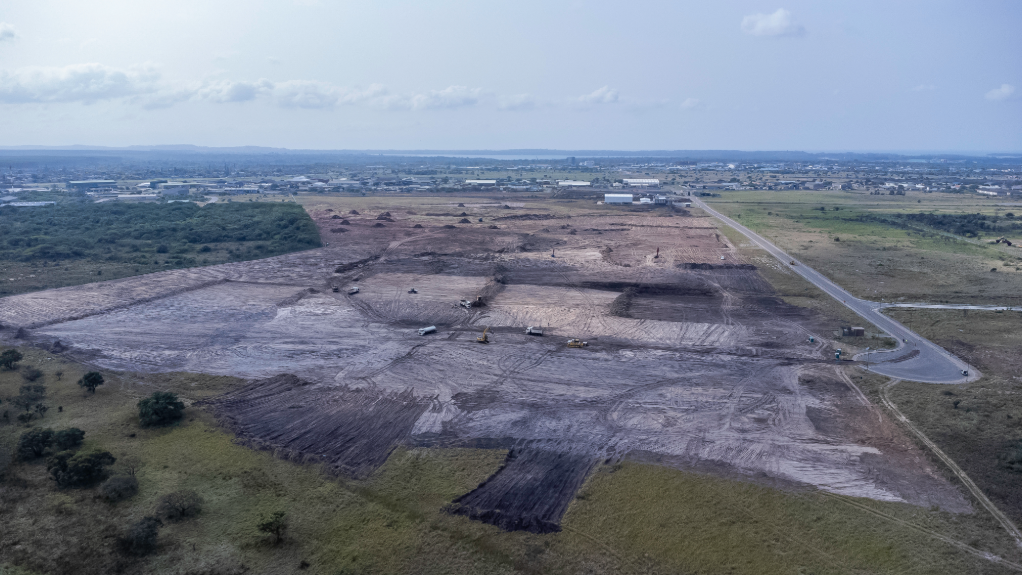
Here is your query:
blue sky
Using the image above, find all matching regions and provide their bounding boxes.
[0,0,1018,152]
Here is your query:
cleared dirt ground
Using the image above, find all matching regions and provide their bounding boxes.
[0,197,970,532]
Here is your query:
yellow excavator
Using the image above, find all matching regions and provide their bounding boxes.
[477,326,490,344]
[567,338,588,348]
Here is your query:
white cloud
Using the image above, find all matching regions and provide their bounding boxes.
[912,84,936,92]
[679,97,700,109]
[498,93,537,111]
[741,9,805,38]
[197,79,273,103]
[410,85,481,110]
[0,63,159,104]
[0,23,16,42]
[985,84,1015,101]
[578,86,619,104]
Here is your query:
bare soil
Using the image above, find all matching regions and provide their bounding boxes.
[0,198,971,531]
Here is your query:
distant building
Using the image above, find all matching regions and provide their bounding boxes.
[558,180,591,187]
[623,178,660,188]
[68,180,117,191]
[604,193,633,204]
[465,179,497,186]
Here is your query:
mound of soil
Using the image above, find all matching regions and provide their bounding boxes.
[457,203,465,207]
[459,212,468,216]
[413,224,423,228]
[340,219,350,225]
[330,214,341,219]
[329,228,348,233]
[488,225,499,229]
[494,214,558,221]
[349,210,360,215]
[459,218,472,224]
[334,255,380,273]
[373,223,386,227]
[443,225,456,229]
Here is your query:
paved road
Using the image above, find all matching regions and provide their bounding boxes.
[692,197,978,384]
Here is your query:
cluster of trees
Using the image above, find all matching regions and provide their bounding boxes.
[0,202,321,263]
[894,212,1021,238]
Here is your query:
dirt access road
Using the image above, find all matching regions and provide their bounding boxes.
[694,197,978,384]
[0,198,971,532]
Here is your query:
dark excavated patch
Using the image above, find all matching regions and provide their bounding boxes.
[447,448,597,533]
[204,374,429,478]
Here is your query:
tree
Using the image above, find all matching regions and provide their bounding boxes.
[100,475,139,502]
[257,511,287,544]
[54,427,85,450]
[156,490,203,521]
[47,449,116,488]
[137,392,185,427]
[0,349,23,370]
[118,516,162,556]
[77,371,104,394]
[21,366,43,382]
[12,384,46,412]
[17,428,54,459]
[34,403,48,418]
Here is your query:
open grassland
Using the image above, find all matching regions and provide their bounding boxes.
[704,191,1022,304]
[1,345,1020,575]
[0,202,320,298]
[880,309,1022,527]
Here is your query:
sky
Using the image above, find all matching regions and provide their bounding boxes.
[0,0,1019,152]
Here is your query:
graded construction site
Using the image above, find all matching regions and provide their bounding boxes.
[0,199,972,535]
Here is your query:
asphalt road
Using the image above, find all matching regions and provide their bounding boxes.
[692,197,978,384]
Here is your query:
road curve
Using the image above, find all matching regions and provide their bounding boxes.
[692,197,978,384]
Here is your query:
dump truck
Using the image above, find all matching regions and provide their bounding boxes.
[418,325,437,336]
[567,338,588,348]
[477,326,490,344]
[460,296,483,308]
[525,326,543,336]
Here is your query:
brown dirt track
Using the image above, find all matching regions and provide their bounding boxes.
[0,200,971,532]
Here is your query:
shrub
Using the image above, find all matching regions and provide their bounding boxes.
[137,391,185,427]
[156,489,203,521]
[17,427,54,460]
[54,427,85,451]
[100,475,139,502]
[118,516,162,556]
[77,371,104,393]
[47,449,116,488]
[257,511,287,544]
[21,366,43,382]
[0,349,23,370]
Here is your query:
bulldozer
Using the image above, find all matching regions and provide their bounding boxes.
[477,326,490,344]
[567,338,588,348]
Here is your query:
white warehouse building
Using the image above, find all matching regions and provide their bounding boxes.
[604,193,633,204]
[557,180,591,187]
[623,178,660,187]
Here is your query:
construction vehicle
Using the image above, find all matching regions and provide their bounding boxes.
[525,326,543,336]
[993,237,1014,247]
[835,349,842,361]
[408,288,418,294]
[460,296,483,308]
[348,286,360,295]
[567,338,588,348]
[790,260,797,266]
[332,287,339,293]
[477,326,490,344]
[418,325,437,336]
